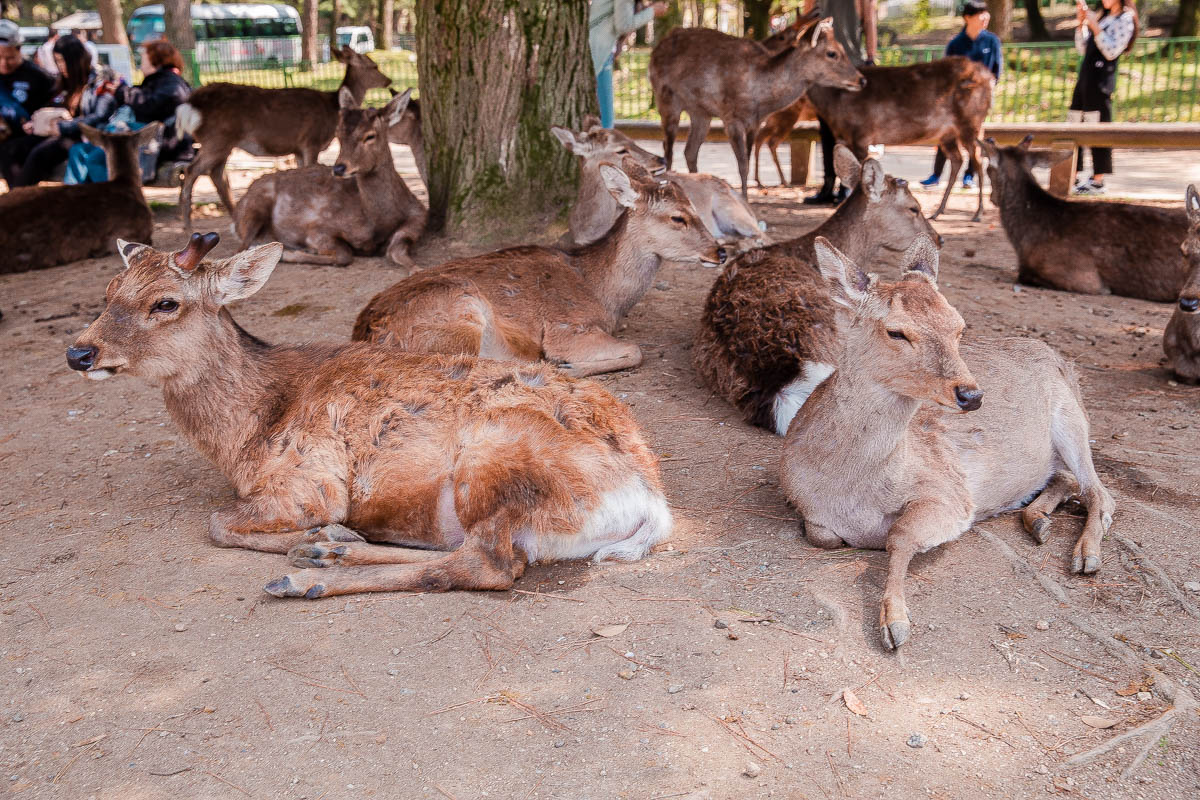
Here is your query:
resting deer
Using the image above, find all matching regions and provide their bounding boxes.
[1164,185,1200,383]
[65,233,672,597]
[649,12,864,198]
[550,117,765,251]
[235,89,426,268]
[694,146,941,434]
[754,96,816,188]
[353,159,725,377]
[0,123,160,274]
[983,137,1190,301]
[176,46,391,232]
[781,236,1115,650]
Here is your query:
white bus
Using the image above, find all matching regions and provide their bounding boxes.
[127,4,303,66]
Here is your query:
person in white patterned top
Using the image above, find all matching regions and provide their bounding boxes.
[1069,0,1138,194]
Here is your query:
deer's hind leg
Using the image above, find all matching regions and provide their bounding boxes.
[930,138,960,220]
[962,134,985,221]
[1021,471,1079,544]
[1049,397,1115,575]
[658,89,681,172]
[684,113,712,174]
[543,325,642,377]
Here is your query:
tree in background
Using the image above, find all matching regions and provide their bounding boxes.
[743,0,772,39]
[986,0,1012,40]
[379,0,393,48]
[97,0,129,46]
[1175,0,1200,36]
[164,0,195,51]
[302,0,317,60]
[1023,0,1049,41]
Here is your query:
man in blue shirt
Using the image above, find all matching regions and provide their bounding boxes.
[919,1,1001,189]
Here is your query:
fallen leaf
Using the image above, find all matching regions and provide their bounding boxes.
[843,688,868,716]
[1115,675,1154,697]
[1080,715,1118,729]
[591,623,629,638]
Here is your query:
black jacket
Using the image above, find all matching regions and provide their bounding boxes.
[121,68,191,124]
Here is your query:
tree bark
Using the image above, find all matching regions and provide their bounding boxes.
[331,0,341,40]
[743,0,773,39]
[416,0,593,236]
[1174,0,1200,37]
[380,0,394,49]
[302,0,318,62]
[987,0,1013,40]
[164,0,195,52]
[96,0,129,47]
[1023,0,1049,41]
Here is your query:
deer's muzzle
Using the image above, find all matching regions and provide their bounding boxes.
[66,346,96,372]
[1179,297,1199,314]
[954,385,983,412]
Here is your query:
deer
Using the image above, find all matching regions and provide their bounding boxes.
[550,117,766,252]
[982,136,1190,301]
[1164,185,1200,383]
[175,46,392,233]
[65,232,674,597]
[386,90,426,187]
[781,235,1115,650]
[649,11,864,198]
[0,123,160,274]
[234,89,426,268]
[754,96,817,188]
[352,158,725,378]
[694,145,941,434]
[803,57,993,221]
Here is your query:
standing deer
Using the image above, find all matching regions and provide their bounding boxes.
[982,137,1190,301]
[175,47,391,232]
[0,124,160,274]
[694,146,941,434]
[65,233,673,597]
[353,159,725,377]
[753,96,816,188]
[1164,185,1200,382]
[804,58,993,221]
[649,13,864,198]
[781,236,1115,650]
[235,89,426,268]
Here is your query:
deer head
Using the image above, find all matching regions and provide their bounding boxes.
[334,88,411,178]
[788,16,865,92]
[816,235,981,412]
[833,144,942,251]
[333,45,392,98]
[550,117,666,174]
[66,233,283,384]
[77,122,163,185]
[980,135,1071,207]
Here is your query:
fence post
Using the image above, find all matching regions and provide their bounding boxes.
[184,50,201,87]
[789,138,811,186]
[1047,140,1077,197]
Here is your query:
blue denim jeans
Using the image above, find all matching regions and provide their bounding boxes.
[596,55,615,128]
[64,141,109,184]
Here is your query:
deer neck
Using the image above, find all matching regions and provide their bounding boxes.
[572,166,620,242]
[756,49,817,113]
[108,144,144,189]
[813,192,874,262]
[339,69,374,106]
[569,210,659,329]
[353,147,409,227]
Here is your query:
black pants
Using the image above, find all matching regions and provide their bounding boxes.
[1072,98,1114,175]
[0,134,70,188]
[931,149,975,181]
[818,117,836,191]
[0,133,45,188]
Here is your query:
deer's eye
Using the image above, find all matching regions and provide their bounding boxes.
[670,215,686,224]
[827,50,837,59]
[363,132,377,142]
[151,299,179,314]
[616,148,628,154]
[887,329,909,342]
[910,207,921,214]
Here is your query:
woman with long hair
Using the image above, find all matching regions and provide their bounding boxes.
[1070,0,1138,195]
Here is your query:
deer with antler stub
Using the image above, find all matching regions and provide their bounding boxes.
[65,232,674,598]
[780,235,1115,650]
[1164,185,1200,383]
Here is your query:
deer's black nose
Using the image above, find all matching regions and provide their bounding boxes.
[716,247,727,265]
[66,346,96,371]
[936,234,945,248]
[333,164,347,177]
[858,76,868,88]
[955,386,983,411]
[1180,297,1199,313]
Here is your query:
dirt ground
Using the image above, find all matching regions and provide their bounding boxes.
[2,161,1199,800]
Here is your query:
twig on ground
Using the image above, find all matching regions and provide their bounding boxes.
[1041,649,1117,683]
[511,588,586,603]
[254,698,274,732]
[203,771,253,797]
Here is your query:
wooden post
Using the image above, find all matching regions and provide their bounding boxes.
[789,137,812,186]
[1047,139,1078,197]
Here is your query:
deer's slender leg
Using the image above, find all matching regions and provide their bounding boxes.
[726,121,750,198]
[288,540,446,568]
[543,326,642,377]
[208,157,237,218]
[1051,404,1116,575]
[658,90,681,172]
[964,136,985,221]
[770,142,787,187]
[179,148,230,233]
[684,113,712,174]
[1020,471,1078,544]
[931,140,959,220]
[754,137,764,188]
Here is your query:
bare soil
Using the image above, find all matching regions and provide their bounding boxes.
[1,183,1198,800]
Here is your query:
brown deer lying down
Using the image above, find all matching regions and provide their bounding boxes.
[65,233,672,598]
[649,12,864,198]
[754,96,817,188]
[983,137,1190,301]
[550,118,765,251]
[694,146,940,434]
[805,58,992,221]
[235,89,426,268]
[176,46,391,232]
[782,236,1115,650]
[0,124,160,274]
[353,159,725,377]
[1164,185,1200,382]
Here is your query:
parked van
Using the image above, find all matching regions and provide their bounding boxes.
[336,26,374,54]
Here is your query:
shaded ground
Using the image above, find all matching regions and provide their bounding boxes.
[1,147,1198,800]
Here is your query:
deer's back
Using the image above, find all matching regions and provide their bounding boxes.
[187,83,338,152]
[650,28,766,109]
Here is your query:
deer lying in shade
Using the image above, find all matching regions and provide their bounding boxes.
[1164,185,1200,383]
[781,236,1115,650]
[66,233,673,598]
[353,158,725,377]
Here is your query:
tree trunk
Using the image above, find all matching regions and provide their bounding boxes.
[987,0,1013,40]
[96,0,129,47]
[416,0,593,236]
[743,0,772,39]
[302,0,318,62]
[1023,0,1049,41]
[164,0,195,52]
[1174,0,1200,36]
[380,0,394,49]
[331,0,341,40]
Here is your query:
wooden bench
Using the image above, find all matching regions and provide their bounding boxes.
[614,119,1200,196]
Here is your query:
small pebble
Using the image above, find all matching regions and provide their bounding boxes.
[1137,691,1152,701]
[391,648,400,655]
[1150,649,1164,659]
[785,716,798,725]
[12,712,24,723]
[1035,620,1050,631]
[173,623,187,633]
[714,619,729,629]
[1183,581,1200,593]
[771,722,781,730]
[907,732,927,749]
[727,632,739,640]
[667,684,684,694]
[554,740,565,748]
[618,669,635,680]
[958,692,971,701]
[743,762,761,778]
[1035,764,1049,775]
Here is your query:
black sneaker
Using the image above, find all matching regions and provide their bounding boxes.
[803,186,844,206]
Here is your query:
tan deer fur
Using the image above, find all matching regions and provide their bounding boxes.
[65,233,672,598]
[753,96,817,188]
[352,159,725,377]
[1163,185,1200,382]
[780,236,1115,650]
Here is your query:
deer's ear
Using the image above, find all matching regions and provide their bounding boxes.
[136,121,163,146]
[382,87,412,127]
[1018,134,1034,152]
[211,243,284,305]
[550,126,581,154]
[116,239,151,269]
[899,235,940,285]
[599,163,639,209]
[79,123,104,146]
[815,236,872,306]
[1028,148,1073,170]
[338,86,357,110]
[582,114,602,131]
[1188,184,1200,226]
[861,159,886,203]
[832,144,860,188]
[979,137,998,160]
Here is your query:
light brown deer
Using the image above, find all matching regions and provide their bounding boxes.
[65,232,672,597]
[694,146,941,434]
[649,12,864,198]
[780,236,1115,650]
[550,117,765,251]
[235,89,426,268]
[353,159,725,377]
[753,96,816,188]
[175,46,391,232]
[1164,184,1200,383]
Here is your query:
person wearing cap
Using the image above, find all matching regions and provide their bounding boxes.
[0,20,56,133]
[919,1,1001,190]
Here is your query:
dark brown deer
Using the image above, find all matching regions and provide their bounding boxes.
[804,58,993,220]
[65,232,673,598]
[175,47,391,232]
[753,96,816,187]
[982,137,1190,301]
[235,89,426,268]
[1164,185,1200,382]
[0,124,160,274]
[649,12,864,198]
[694,146,941,434]
[782,236,1115,650]
[386,90,426,187]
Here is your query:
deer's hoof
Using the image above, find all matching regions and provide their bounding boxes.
[880,619,911,650]
[1072,554,1101,575]
[1029,515,1052,544]
[288,542,347,568]
[264,572,326,599]
[319,524,364,543]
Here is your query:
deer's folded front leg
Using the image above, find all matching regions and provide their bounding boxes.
[209,477,352,554]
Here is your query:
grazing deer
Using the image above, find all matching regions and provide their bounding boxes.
[694,146,941,434]
[1164,185,1200,382]
[175,47,391,232]
[781,236,1115,650]
[65,233,673,598]
[550,117,765,251]
[649,12,864,198]
[235,89,426,268]
[386,90,427,187]
[983,137,1191,301]
[803,58,992,221]
[353,159,725,377]
[0,124,160,274]
[754,96,817,188]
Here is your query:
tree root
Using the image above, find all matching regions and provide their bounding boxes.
[1114,501,1200,620]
